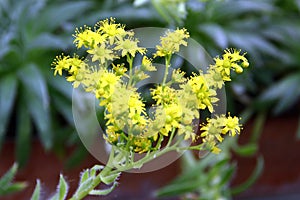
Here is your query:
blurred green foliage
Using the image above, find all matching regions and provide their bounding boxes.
[0,0,96,167]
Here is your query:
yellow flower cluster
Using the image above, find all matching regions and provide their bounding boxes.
[200,114,241,153]
[154,28,190,57]
[52,18,248,154]
[206,49,249,88]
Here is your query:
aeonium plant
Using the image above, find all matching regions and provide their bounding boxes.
[38,18,249,199]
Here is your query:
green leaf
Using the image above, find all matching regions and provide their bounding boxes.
[230,156,264,195]
[57,174,69,200]
[259,73,300,114]
[29,33,69,50]
[18,64,52,150]
[34,1,94,33]
[15,96,32,167]
[79,170,90,185]
[0,74,17,151]
[72,177,94,198]
[48,75,72,99]
[0,163,27,196]
[155,178,201,198]
[198,23,228,48]
[30,180,41,200]
[100,171,120,185]
[18,64,49,110]
[211,0,276,20]
[89,181,118,196]
[0,163,18,188]
[23,85,52,149]
[0,182,27,196]
[52,95,73,126]
[219,164,236,187]
[234,143,258,156]
[90,165,104,177]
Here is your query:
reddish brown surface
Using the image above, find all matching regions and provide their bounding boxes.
[1,116,300,200]
[232,116,300,199]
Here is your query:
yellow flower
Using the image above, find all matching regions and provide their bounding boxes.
[160,104,182,136]
[178,124,196,141]
[52,55,70,76]
[128,92,147,126]
[204,68,225,89]
[114,37,146,57]
[104,125,120,144]
[211,48,249,81]
[112,63,127,76]
[87,43,116,64]
[132,136,152,153]
[151,85,177,105]
[96,18,131,45]
[73,26,105,49]
[52,55,85,88]
[95,70,121,102]
[222,115,241,136]
[154,28,189,57]
[171,69,186,83]
[141,56,156,71]
[200,117,224,143]
[187,74,218,112]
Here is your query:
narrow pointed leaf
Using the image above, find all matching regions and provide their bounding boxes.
[72,177,94,198]
[0,74,17,150]
[0,163,18,187]
[58,174,68,200]
[30,180,41,200]
[89,182,118,196]
[16,97,32,167]
[1,182,27,196]
[79,170,90,185]
[18,64,49,111]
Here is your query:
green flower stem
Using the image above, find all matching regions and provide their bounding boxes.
[127,54,134,87]
[162,54,172,87]
[166,128,176,147]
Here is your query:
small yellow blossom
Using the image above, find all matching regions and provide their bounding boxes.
[160,104,182,136]
[73,26,105,49]
[141,56,156,71]
[87,43,116,64]
[104,125,121,144]
[187,74,218,112]
[112,63,127,76]
[96,18,132,45]
[52,55,70,76]
[200,114,242,153]
[114,37,146,57]
[95,70,121,103]
[132,136,152,153]
[210,48,249,82]
[154,28,189,57]
[151,85,178,105]
[222,114,241,136]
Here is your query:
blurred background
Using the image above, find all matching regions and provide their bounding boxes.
[0,0,300,199]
